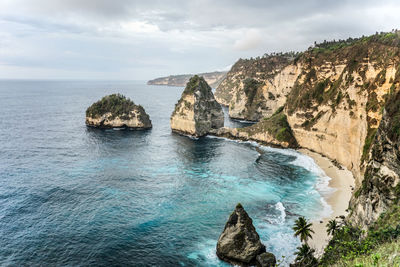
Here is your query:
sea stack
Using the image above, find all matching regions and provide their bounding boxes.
[216,203,276,267]
[170,75,224,137]
[85,94,152,129]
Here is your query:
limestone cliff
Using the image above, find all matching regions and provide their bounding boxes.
[85,94,152,129]
[147,71,227,88]
[170,75,224,137]
[215,54,300,121]
[216,32,400,229]
[348,89,400,227]
[286,38,400,187]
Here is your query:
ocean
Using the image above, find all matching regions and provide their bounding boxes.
[0,80,332,266]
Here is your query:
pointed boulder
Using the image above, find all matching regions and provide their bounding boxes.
[216,203,269,266]
[170,75,224,137]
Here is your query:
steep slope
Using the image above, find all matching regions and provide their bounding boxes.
[348,89,400,227]
[286,34,400,186]
[215,54,300,121]
[217,32,400,231]
[148,71,227,88]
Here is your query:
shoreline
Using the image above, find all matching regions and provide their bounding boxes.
[298,149,355,256]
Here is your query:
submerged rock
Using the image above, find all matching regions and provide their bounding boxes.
[170,75,224,137]
[217,203,275,266]
[86,94,152,129]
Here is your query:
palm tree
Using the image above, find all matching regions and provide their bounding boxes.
[294,244,318,266]
[326,219,338,236]
[293,216,315,244]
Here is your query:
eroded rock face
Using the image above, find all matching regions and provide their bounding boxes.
[85,94,152,129]
[170,75,224,137]
[216,203,269,266]
[348,90,400,227]
[215,55,297,121]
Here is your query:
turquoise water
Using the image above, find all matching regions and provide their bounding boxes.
[0,80,332,266]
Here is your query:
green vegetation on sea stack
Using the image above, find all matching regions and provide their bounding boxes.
[86,94,139,119]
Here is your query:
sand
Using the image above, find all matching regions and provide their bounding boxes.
[298,149,355,256]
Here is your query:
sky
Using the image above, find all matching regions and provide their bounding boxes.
[1,0,400,80]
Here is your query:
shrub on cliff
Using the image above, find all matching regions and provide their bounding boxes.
[237,106,298,147]
[320,205,400,266]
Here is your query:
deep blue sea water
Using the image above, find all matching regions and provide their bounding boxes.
[0,80,332,266]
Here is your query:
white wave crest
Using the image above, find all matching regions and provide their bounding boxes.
[275,202,286,224]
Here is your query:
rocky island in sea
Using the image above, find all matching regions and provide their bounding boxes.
[86,94,152,129]
[170,75,224,137]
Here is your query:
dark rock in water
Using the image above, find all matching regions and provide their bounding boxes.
[256,252,277,267]
[216,203,274,266]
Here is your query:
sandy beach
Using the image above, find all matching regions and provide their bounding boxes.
[298,149,355,256]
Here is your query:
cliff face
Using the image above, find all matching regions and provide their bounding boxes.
[170,75,224,137]
[348,90,400,227]
[215,55,297,121]
[86,94,152,129]
[147,71,227,88]
[217,32,400,229]
[286,42,400,185]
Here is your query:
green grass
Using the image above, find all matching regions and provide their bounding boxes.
[332,239,400,267]
[320,204,400,266]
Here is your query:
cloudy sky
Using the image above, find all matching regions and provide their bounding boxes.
[1,0,400,80]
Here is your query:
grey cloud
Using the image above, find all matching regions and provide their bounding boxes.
[1,0,400,79]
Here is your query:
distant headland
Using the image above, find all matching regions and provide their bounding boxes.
[147,71,227,88]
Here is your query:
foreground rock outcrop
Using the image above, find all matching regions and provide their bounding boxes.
[217,203,276,266]
[86,94,152,129]
[170,75,224,137]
